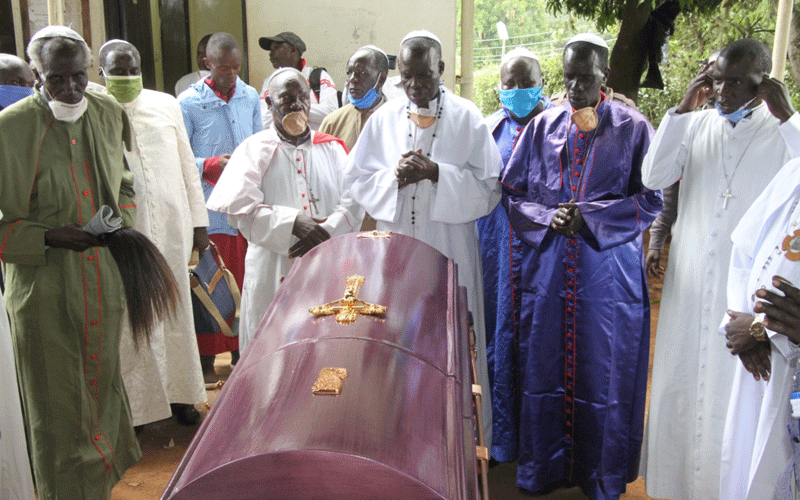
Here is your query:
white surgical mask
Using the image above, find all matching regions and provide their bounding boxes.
[44,88,88,122]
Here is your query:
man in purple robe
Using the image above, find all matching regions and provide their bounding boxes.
[476,47,550,463]
[500,34,662,499]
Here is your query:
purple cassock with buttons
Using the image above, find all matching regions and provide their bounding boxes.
[500,96,662,499]
[477,102,551,463]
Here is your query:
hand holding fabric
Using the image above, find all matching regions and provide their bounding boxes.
[397,149,438,188]
[755,275,800,345]
[289,213,330,258]
[725,310,758,355]
[45,224,103,251]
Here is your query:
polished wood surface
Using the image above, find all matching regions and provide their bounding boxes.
[162,233,479,499]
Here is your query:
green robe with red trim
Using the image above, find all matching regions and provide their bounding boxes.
[0,90,141,499]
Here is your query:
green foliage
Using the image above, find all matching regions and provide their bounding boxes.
[545,0,724,31]
[637,0,800,127]
[470,0,800,126]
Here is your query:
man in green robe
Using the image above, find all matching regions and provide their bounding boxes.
[0,26,141,499]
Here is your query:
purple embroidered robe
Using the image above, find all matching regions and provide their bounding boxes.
[500,98,661,499]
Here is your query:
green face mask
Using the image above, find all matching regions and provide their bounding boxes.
[105,74,143,103]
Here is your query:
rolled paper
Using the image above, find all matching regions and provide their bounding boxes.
[83,205,122,236]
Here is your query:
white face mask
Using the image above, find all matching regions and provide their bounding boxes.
[44,87,88,123]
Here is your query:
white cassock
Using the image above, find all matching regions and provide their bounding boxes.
[206,127,357,353]
[641,104,800,500]
[720,157,800,500]
[1,291,35,500]
[259,65,338,131]
[345,88,502,446]
[118,89,209,426]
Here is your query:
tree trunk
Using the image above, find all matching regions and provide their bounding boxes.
[606,0,653,104]
[790,4,800,83]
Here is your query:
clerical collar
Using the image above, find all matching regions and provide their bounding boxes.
[408,90,442,115]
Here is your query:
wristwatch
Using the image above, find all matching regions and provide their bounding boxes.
[749,314,768,341]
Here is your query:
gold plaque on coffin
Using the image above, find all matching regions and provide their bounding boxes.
[312,368,348,395]
[309,275,387,325]
[357,230,393,239]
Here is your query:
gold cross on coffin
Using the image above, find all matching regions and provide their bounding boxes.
[309,275,387,324]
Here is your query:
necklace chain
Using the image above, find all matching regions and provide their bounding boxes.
[720,110,769,207]
[406,87,444,158]
[406,88,445,229]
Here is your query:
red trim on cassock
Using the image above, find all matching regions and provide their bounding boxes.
[118,204,137,209]
[499,180,525,193]
[312,132,349,154]
[203,156,224,186]
[0,220,22,262]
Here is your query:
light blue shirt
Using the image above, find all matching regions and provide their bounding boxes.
[178,76,262,235]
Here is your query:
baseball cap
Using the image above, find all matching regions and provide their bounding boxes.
[258,32,306,54]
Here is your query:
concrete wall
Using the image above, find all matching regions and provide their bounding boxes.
[245,0,457,94]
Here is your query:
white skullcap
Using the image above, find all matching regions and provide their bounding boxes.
[99,38,129,51]
[266,67,305,89]
[360,44,390,65]
[30,25,86,44]
[401,30,442,47]
[502,47,540,64]
[566,33,609,50]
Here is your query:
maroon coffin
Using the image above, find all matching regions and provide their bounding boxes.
[161,232,480,500]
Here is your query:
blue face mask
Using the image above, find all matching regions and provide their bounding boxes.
[0,85,34,109]
[499,86,543,119]
[349,84,381,110]
[715,96,757,124]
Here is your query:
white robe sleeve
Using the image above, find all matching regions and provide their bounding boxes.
[779,112,800,160]
[170,100,209,228]
[430,110,502,223]
[641,107,695,190]
[318,141,364,237]
[206,137,300,255]
[345,114,404,222]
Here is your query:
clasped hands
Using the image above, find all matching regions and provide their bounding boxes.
[396,149,438,189]
[725,276,800,382]
[550,200,584,237]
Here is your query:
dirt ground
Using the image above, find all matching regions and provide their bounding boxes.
[110,240,670,500]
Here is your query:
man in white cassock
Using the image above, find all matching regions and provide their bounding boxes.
[344,30,503,446]
[207,67,358,354]
[719,156,800,500]
[641,38,800,500]
[99,40,209,426]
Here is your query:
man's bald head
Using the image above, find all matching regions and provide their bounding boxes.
[0,54,35,87]
[99,39,140,71]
